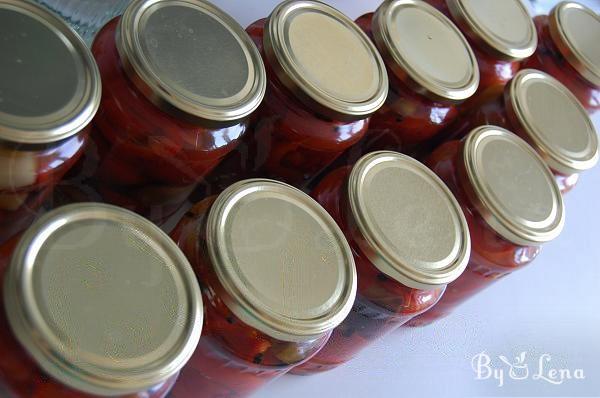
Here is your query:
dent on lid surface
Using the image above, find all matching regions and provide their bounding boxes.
[348,152,470,290]
[447,0,537,59]
[0,1,100,144]
[264,0,388,118]
[550,2,600,86]
[207,179,356,341]
[373,0,479,101]
[508,69,598,175]
[461,126,565,246]
[117,0,266,122]
[4,204,202,396]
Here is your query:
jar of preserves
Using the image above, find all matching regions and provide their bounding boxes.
[0,0,100,244]
[408,126,565,326]
[351,0,479,157]
[523,2,600,118]
[0,203,203,397]
[87,0,266,223]
[425,0,537,108]
[233,0,388,188]
[439,69,598,193]
[293,151,471,374]
[168,179,356,398]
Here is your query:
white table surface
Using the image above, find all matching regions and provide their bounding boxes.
[210,1,600,397]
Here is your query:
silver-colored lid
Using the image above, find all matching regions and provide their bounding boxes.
[372,0,479,101]
[206,179,357,342]
[446,0,538,60]
[117,0,266,123]
[507,69,598,175]
[264,0,388,119]
[0,1,101,144]
[347,151,471,290]
[460,126,565,246]
[4,203,203,396]
[549,2,600,87]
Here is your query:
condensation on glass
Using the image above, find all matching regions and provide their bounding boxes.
[0,203,203,397]
[0,0,100,245]
[293,151,471,373]
[169,179,357,397]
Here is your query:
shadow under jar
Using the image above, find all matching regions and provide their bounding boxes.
[523,2,600,118]
[169,179,356,398]
[408,126,565,326]
[438,69,598,194]
[293,151,471,374]
[85,0,266,224]
[0,203,203,398]
[425,0,538,108]
[0,0,100,245]
[232,0,388,189]
[350,0,479,158]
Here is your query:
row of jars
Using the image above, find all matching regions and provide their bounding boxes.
[0,0,597,397]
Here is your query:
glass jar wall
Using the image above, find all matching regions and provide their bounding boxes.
[0,204,202,397]
[293,152,470,373]
[408,126,565,326]
[169,179,356,397]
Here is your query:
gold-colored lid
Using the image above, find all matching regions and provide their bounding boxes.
[507,69,598,175]
[549,2,600,86]
[264,0,388,119]
[206,179,356,342]
[372,0,479,101]
[460,126,565,246]
[4,203,203,396]
[446,0,538,60]
[117,0,266,123]
[347,151,471,290]
[0,0,101,144]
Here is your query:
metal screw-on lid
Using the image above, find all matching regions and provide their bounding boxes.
[549,2,600,87]
[206,179,356,342]
[117,0,266,123]
[264,0,388,120]
[507,69,598,175]
[4,203,203,396]
[347,152,471,290]
[372,0,479,101]
[0,1,101,144]
[460,126,565,246]
[446,0,538,60]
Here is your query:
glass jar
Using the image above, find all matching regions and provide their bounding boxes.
[425,0,537,108]
[408,126,565,326]
[168,179,356,398]
[439,69,598,193]
[292,151,471,374]
[227,0,388,189]
[350,0,479,158]
[0,1,100,245]
[85,0,266,223]
[0,203,202,397]
[523,2,600,118]
[32,0,131,45]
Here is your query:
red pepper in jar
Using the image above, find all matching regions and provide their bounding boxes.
[293,151,471,374]
[0,203,202,397]
[408,126,565,326]
[169,179,357,397]
[0,0,99,244]
[523,2,600,118]
[82,0,266,223]
[223,0,388,189]
[349,0,479,158]
[425,0,537,108]
[436,69,598,194]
